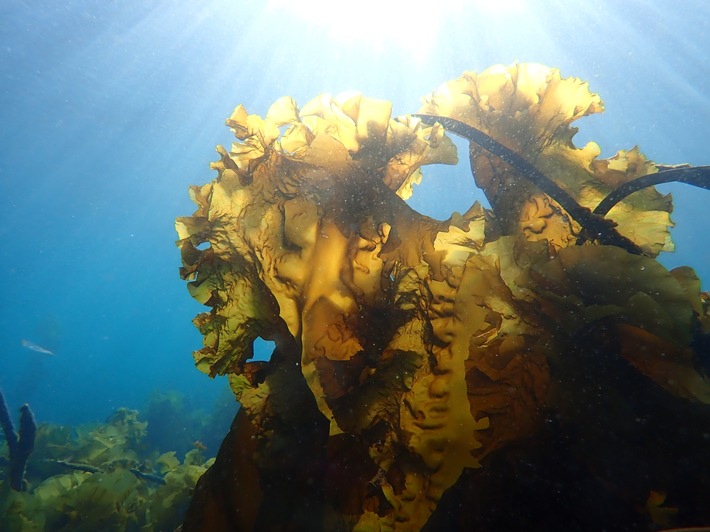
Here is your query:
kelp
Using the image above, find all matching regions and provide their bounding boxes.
[177,64,710,530]
[0,396,225,531]
[420,63,677,256]
[414,113,646,254]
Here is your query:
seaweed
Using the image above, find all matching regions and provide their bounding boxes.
[0,398,219,531]
[177,63,710,530]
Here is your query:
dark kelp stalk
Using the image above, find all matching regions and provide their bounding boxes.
[0,388,37,492]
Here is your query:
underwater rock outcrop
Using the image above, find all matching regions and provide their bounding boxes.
[177,63,710,531]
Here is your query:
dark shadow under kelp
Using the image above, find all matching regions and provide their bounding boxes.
[0,390,237,531]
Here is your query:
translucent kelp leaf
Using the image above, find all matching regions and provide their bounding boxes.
[32,471,88,500]
[265,96,299,126]
[156,451,180,474]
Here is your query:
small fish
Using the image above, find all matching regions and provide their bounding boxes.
[21,339,55,356]
[129,468,166,485]
[193,440,207,451]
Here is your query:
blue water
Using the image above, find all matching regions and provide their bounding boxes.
[0,0,708,428]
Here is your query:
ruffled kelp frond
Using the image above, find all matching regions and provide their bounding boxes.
[177,64,710,531]
[420,63,674,256]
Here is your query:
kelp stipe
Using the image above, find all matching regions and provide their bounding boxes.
[0,388,36,492]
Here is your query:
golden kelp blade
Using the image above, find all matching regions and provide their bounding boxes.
[177,64,710,531]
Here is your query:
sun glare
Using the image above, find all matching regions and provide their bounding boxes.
[266,0,470,58]
[265,0,529,60]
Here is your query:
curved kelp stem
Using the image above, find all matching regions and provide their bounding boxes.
[0,387,37,491]
[593,165,710,216]
[414,114,644,254]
